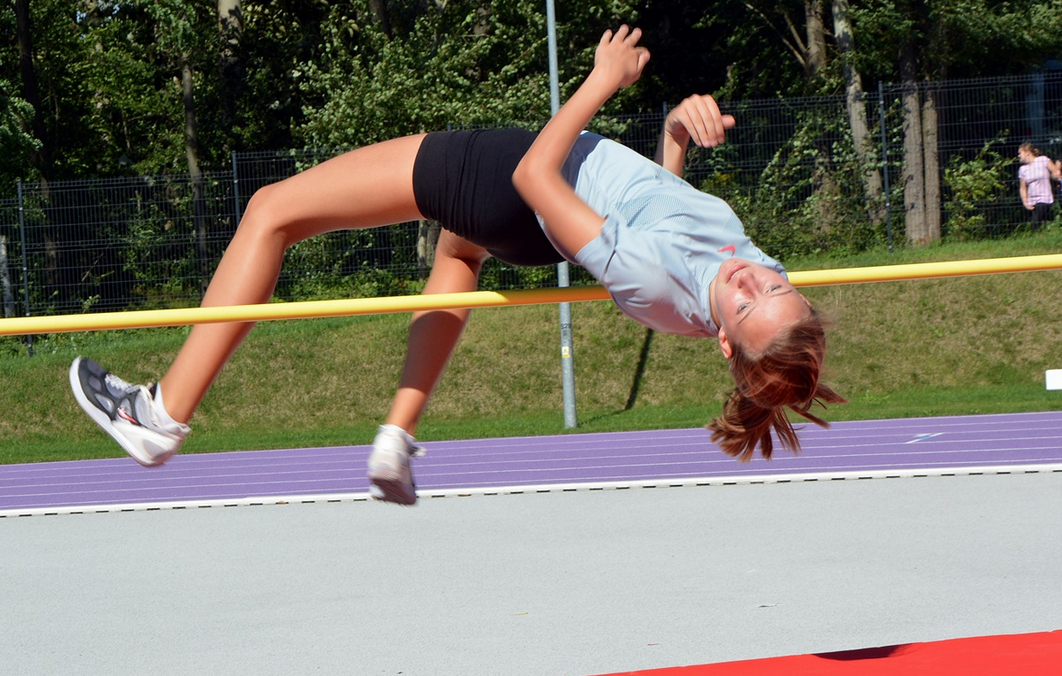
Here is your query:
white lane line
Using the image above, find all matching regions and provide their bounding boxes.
[4,462,1061,518]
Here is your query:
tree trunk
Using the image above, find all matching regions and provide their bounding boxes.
[832,0,884,225]
[217,0,243,56]
[804,0,826,79]
[182,52,210,296]
[0,235,15,319]
[15,0,59,293]
[217,0,243,141]
[922,83,941,242]
[803,1,833,240]
[14,0,50,175]
[900,42,928,245]
[369,0,392,39]
[416,220,440,280]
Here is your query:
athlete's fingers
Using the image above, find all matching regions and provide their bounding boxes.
[677,94,735,148]
[702,94,726,147]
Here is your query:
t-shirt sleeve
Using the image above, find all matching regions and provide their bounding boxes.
[574,215,715,337]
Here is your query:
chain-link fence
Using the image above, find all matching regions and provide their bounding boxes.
[3,72,1061,318]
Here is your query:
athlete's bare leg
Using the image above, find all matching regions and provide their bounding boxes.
[159,134,427,423]
[384,230,489,435]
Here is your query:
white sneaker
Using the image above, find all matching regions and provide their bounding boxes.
[367,424,424,505]
[69,357,190,467]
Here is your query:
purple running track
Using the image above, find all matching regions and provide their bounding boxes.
[2,410,1061,514]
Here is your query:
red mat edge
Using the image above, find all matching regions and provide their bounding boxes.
[594,630,1062,676]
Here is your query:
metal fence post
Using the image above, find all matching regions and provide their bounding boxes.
[232,150,243,226]
[546,0,577,429]
[16,180,33,357]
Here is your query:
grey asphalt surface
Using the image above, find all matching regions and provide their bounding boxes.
[2,471,1060,676]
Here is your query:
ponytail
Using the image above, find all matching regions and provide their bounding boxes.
[707,310,845,462]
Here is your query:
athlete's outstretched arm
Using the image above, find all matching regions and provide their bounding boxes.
[512,26,650,258]
[654,94,736,177]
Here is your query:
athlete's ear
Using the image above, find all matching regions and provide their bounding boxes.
[717,328,734,360]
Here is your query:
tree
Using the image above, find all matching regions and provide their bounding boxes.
[805,0,828,79]
[217,0,244,146]
[293,0,641,148]
[0,82,39,187]
[139,1,218,291]
[735,0,828,86]
[852,0,1062,245]
[13,0,51,181]
[832,0,884,225]
[899,17,933,245]
[12,0,64,289]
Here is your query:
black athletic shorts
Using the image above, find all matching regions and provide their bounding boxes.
[412,129,565,267]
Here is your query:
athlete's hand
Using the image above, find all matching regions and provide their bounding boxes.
[664,94,735,149]
[593,26,651,90]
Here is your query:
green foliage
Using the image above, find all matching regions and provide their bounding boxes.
[5,0,1062,187]
[700,0,816,100]
[0,80,40,185]
[278,228,427,300]
[851,0,1062,82]
[943,135,1014,241]
[294,0,641,147]
[720,105,884,259]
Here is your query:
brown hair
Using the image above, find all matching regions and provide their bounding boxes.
[707,309,845,462]
[1020,142,1042,157]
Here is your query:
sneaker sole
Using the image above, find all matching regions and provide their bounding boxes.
[368,467,418,505]
[68,359,173,468]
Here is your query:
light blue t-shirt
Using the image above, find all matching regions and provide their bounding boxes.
[543,133,785,338]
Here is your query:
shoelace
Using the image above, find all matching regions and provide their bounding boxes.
[104,373,160,428]
[103,372,136,394]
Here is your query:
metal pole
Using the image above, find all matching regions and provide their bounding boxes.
[231,150,243,226]
[878,81,893,253]
[17,180,33,356]
[546,0,577,429]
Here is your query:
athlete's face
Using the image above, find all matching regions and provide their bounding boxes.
[710,259,811,358]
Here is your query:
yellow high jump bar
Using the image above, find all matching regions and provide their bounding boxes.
[1,253,1061,337]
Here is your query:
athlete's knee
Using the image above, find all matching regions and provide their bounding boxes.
[238,182,298,246]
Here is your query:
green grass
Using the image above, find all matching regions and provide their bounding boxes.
[3,231,1062,464]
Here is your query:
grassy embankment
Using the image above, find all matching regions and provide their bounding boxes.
[2,232,1061,464]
